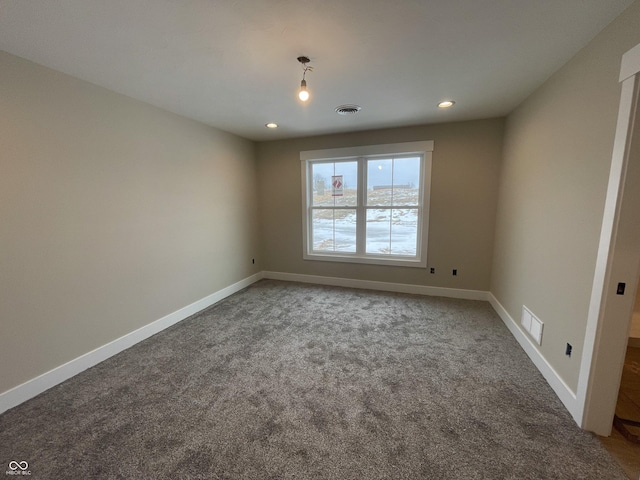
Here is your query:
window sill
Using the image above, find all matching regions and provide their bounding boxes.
[303,252,427,268]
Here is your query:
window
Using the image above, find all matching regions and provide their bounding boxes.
[301,141,432,267]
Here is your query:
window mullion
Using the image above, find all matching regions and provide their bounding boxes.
[356,157,366,255]
[307,162,313,255]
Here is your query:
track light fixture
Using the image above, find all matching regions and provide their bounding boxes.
[297,56,313,102]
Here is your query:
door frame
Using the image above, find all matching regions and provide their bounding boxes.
[577,42,640,435]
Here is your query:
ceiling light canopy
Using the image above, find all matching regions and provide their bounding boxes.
[297,56,312,102]
[438,100,455,108]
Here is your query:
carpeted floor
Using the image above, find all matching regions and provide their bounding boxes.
[0,280,627,479]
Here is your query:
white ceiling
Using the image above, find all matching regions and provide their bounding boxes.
[0,0,635,141]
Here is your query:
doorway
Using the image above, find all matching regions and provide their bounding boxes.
[612,282,640,441]
[599,282,640,479]
[577,42,640,435]
[629,283,640,347]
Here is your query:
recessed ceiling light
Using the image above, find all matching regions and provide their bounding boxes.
[438,100,455,108]
[265,123,278,129]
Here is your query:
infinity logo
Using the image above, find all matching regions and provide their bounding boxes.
[8,461,28,471]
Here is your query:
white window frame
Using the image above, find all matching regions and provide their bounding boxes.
[301,141,433,268]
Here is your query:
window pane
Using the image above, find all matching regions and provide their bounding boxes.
[312,161,357,207]
[312,163,334,206]
[312,209,356,252]
[392,157,421,206]
[367,158,393,206]
[366,209,391,254]
[334,161,357,207]
[390,208,418,256]
[334,209,357,252]
[366,208,419,256]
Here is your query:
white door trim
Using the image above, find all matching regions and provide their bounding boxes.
[576,42,640,435]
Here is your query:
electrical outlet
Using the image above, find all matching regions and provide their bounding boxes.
[452,269,457,276]
[430,267,435,274]
[252,258,255,264]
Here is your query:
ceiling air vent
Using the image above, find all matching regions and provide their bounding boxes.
[335,104,362,115]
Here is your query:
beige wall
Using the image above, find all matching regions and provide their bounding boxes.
[257,119,504,291]
[0,51,260,394]
[491,1,640,392]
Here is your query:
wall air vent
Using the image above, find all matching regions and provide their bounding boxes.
[335,104,362,115]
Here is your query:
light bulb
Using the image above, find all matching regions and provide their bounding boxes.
[298,79,309,102]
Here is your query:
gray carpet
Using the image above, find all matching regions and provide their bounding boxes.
[0,280,626,479]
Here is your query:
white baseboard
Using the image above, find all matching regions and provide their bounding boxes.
[488,293,579,422]
[0,272,263,414]
[263,271,490,301]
